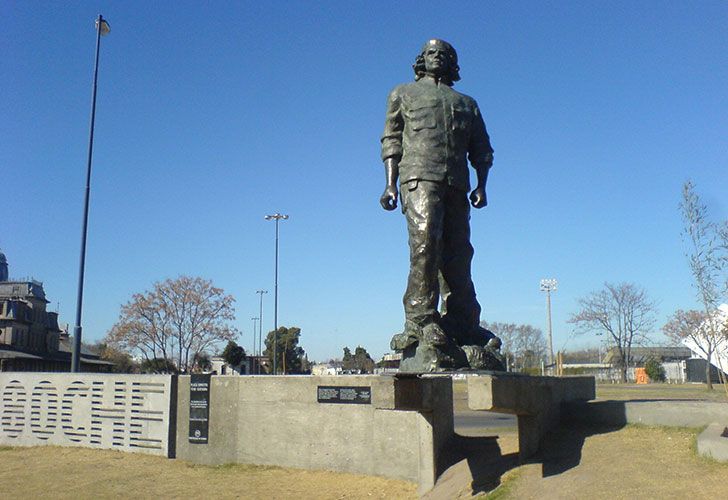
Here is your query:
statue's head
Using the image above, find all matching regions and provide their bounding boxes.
[413,39,461,85]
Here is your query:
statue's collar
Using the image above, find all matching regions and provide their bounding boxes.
[420,74,451,87]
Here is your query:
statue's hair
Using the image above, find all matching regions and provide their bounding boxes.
[413,50,461,85]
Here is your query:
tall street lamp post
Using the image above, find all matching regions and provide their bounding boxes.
[72,15,110,373]
[264,213,288,375]
[539,278,558,366]
[255,289,267,374]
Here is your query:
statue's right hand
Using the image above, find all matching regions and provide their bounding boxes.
[380,186,398,211]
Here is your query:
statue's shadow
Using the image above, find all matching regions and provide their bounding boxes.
[431,422,626,496]
[531,422,624,478]
[430,433,518,496]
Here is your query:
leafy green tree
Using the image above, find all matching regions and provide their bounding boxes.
[644,357,666,382]
[358,347,376,373]
[222,340,246,368]
[341,346,375,373]
[342,347,354,371]
[263,326,306,374]
[193,352,212,372]
[300,354,312,374]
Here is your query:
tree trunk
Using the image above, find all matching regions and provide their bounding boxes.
[705,351,714,390]
[621,364,628,383]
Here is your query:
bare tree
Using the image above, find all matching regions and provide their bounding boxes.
[569,282,656,382]
[482,322,547,371]
[679,181,728,391]
[663,309,727,389]
[105,276,237,372]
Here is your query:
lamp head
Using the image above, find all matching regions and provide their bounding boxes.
[539,278,558,291]
[96,17,110,36]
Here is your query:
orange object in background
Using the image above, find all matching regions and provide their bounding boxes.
[635,367,649,384]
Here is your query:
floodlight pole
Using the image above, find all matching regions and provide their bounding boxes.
[539,278,558,366]
[265,213,288,375]
[72,15,110,373]
[255,289,267,374]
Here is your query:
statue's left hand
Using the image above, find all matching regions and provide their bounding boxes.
[470,186,487,208]
[380,185,399,211]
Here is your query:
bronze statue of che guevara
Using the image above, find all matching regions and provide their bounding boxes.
[380,39,504,372]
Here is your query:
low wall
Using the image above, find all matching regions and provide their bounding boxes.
[175,375,453,495]
[0,373,176,457]
[564,400,728,428]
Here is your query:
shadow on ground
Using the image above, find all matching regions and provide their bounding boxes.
[441,434,519,494]
[534,423,624,477]
[537,400,629,477]
[429,424,626,498]
[425,433,519,498]
[428,401,632,497]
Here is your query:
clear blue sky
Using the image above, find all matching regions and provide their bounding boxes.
[2,1,726,362]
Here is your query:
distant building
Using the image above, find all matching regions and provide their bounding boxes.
[311,363,341,376]
[0,250,111,372]
[584,344,727,383]
[603,346,693,366]
[210,355,251,375]
[375,352,401,374]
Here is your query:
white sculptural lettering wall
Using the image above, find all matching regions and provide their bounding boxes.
[0,374,175,456]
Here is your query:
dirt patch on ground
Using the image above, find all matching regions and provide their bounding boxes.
[0,446,417,499]
[501,424,728,500]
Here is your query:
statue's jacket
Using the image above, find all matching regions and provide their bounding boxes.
[381,78,494,192]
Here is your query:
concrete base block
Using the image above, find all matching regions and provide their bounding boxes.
[467,373,595,460]
[175,375,453,495]
[697,423,728,462]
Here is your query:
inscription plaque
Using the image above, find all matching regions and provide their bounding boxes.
[189,374,211,444]
[317,386,371,404]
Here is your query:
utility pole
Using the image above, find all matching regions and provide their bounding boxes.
[255,289,267,374]
[539,278,558,366]
[264,213,288,375]
[250,316,259,374]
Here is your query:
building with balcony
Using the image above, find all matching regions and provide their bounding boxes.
[0,250,111,371]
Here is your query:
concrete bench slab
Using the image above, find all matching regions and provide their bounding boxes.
[466,373,595,460]
[697,423,728,462]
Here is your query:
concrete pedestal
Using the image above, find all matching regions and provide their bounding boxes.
[175,375,453,495]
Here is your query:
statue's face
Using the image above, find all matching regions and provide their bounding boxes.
[424,46,450,77]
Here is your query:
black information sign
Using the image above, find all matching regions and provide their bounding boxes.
[317,386,371,404]
[189,373,211,444]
